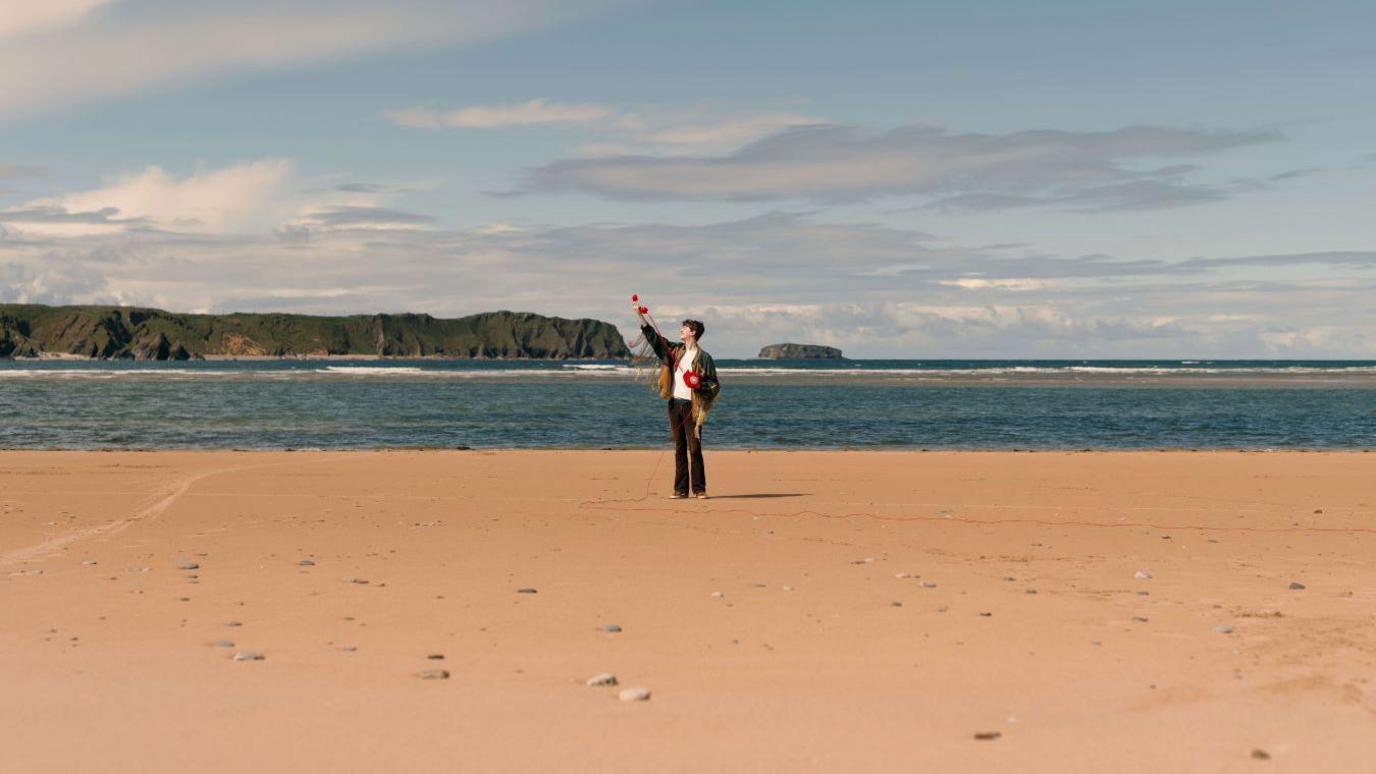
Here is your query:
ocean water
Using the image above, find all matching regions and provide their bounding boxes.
[2,359,1376,450]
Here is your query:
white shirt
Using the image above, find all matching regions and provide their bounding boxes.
[673,346,698,400]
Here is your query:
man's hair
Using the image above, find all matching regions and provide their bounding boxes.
[681,319,705,340]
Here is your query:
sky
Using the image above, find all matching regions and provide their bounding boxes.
[1,0,1374,358]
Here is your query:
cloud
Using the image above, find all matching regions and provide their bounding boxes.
[0,0,629,120]
[519,123,1277,208]
[6,207,1376,357]
[938,278,1050,291]
[0,163,45,179]
[575,109,826,156]
[3,159,432,237]
[298,205,436,229]
[14,160,295,236]
[0,0,114,38]
[0,261,109,305]
[387,97,825,155]
[384,99,614,129]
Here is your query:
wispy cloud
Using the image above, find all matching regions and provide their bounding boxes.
[0,0,630,120]
[518,123,1278,209]
[0,0,114,38]
[1,159,429,237]
[386,98,825,155]
[384,99,614,129]
[0,163,45,179]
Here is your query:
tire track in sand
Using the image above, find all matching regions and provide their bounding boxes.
[0,456,349,569]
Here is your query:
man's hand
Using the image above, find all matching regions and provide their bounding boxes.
[632,302,646,324]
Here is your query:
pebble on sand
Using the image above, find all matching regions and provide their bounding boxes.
[973,731,1002,741]
[1251,749,1271,760]
[921,581,937,588]
[81,560,98,566]
[225,621,243,627]
[618,687,651,702]
[894,572,910,579]
[599,624,622,633]
[710,591,724,598]
[1215,625,1235,634]
[517,587,538,594]
[211,639,235,648]
[586,672,618,687]
[233,650,265,661]
[1134,570,1153,580]
[1288,581,1306,590]
[427,653,445,660]
[417,669,450,680]
[176,559,200,570]
[298,559,316,566]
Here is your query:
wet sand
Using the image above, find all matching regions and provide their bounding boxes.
[1,450,1373,772]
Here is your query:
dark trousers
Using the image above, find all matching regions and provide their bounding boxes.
[668,398,705,495]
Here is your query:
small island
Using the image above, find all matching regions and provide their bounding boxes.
[758,343,845,360]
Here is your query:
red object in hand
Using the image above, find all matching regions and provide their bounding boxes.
[631,294,639,302]
[637,306,648,314]
[684,370,701,389]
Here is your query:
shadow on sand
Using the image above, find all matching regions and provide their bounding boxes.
[707,493,809,500]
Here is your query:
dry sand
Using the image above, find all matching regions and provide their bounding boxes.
[1,450,1373,773]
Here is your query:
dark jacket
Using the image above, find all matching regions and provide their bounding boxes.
[641,322,720,425]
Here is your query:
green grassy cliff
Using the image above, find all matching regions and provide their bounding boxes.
[0,305,631,360]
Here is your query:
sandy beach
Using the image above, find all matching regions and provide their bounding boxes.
[1,450,1373,772]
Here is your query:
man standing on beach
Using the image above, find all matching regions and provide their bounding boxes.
[634,304,721,499]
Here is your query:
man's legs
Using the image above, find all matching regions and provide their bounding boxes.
[668,399,690,496]
[688,421,706,495]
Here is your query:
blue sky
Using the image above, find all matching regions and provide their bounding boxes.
[2,0,1374,356]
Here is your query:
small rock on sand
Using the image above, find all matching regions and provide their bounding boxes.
[974,731,1002,741]
[211,640,235,648]
[417,669,450,680]
[1134,570,1153,580]
[225,621,243,627]
[894,572,910,579]
[1251,749,1270,760]
[921,581,937,588]
[618,687,651,702]
[81,560,98,566]
[710,591,724,598]
[599,624,622,633]
[426,653,445,660]
[516,587,538,594]
[1288,581,1306,590]
[586,672,618,687]
[1215,625,1235,634]
[298,559,316,567]
[233,650,264,661]
[176,559,200,570]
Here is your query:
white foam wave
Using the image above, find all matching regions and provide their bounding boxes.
[320,366,429,375]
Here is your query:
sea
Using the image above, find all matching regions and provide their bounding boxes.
[2,359,1376,450]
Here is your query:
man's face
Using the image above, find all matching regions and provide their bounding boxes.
[680,324,695,344]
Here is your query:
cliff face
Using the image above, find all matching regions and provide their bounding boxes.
[0,305,630,360]
[758,343,845,360]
